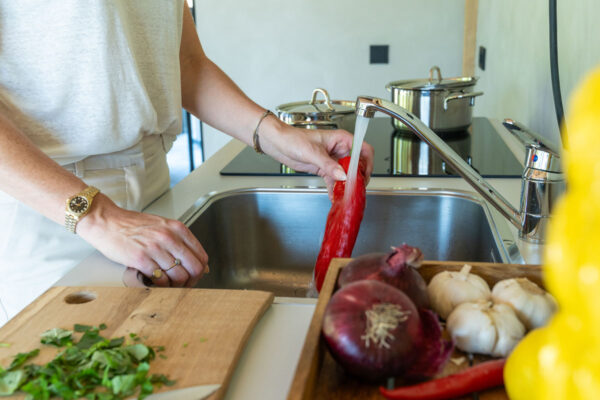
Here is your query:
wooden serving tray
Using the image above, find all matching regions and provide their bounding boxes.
[288,259,544,400]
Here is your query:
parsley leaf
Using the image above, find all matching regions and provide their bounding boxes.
[40,328,73,347]
[0,369,25,395]
[8,349,39,371]
[0,325,175,399]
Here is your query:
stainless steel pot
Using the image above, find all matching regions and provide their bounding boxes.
[392,129,471,175]
[386,66,483,133]
[276,88,356,132]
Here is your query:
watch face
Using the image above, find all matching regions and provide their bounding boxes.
[69,196,89,213]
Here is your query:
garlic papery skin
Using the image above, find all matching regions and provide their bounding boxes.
[491,278,558,330]
[446,300,525,357]
[427,264,491,320]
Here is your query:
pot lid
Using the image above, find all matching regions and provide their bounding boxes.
[277,88,355,117]
[386,66,478,91]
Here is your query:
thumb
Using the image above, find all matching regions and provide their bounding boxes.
[318,155,346,182]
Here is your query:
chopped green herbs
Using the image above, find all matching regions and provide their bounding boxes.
[0,325,174,399]
[129,333,141,342]
[0,343,11,348]
[40,328,73,347]
[0,369,24,395]
[8,349,40,371]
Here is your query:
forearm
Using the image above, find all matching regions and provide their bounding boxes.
[0,113,87,225]
[181,58,264,144]
[179,4,281,146]
[177,3,372,184]
[0,112,208,286]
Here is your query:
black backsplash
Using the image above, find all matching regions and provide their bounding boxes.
[220,117,523,178]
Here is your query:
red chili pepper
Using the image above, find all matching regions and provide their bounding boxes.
[314,156,366,292]
[379,358,506,400]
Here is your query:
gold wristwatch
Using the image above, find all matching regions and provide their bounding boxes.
[65,186,100,234]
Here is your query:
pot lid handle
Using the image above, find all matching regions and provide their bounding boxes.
[429,66,443,84]
[309,88,335,111]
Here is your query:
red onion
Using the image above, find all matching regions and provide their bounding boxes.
[337,244,430,309]
[322,280,453,382]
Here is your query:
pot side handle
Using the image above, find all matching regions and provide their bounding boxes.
[443,91,484,110]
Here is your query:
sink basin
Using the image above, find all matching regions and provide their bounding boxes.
[179,188,519,297]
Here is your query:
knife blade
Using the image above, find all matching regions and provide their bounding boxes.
[141,384,221,400]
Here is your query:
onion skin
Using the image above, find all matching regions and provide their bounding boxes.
[322,280,453,382]
[407,308,455,380]
[337,244,430,309]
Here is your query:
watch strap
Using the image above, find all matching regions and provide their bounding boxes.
[79,186,100,198]
[65,214,78,233]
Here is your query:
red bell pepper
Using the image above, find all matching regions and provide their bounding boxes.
[314,156,367,292]
[379,358,506,400]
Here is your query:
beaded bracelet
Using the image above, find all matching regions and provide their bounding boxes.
[253,110,274,154]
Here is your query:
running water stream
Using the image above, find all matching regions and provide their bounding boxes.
[344,115,370,202]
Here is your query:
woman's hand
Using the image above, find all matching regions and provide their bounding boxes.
[77,194,208,287]
[258,116,374,198]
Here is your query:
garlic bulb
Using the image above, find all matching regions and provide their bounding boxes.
[446,300,525,357]
[427,264,491,319]
[492,278,557,330]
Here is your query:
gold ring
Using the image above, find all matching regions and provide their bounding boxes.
[152,269,163,279]
[165,258,182,271]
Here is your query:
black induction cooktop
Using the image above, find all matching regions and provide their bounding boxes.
[220,117,523,178]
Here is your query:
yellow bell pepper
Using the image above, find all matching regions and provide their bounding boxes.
[505,67,600,399]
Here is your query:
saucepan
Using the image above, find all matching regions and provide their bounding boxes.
[276,88,356,132]
[386,66,483,133]
[276,88,356,173]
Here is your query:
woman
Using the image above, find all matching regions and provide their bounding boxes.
[0,1,373,325]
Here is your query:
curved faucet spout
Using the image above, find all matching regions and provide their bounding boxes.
[355,96,523,230]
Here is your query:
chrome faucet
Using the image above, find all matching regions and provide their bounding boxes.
[355,96,565,244]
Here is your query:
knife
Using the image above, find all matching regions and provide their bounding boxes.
[141,384,221,400]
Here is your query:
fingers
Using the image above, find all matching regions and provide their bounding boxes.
[321,157,347,183]
[168,245,206,288]
[132,257,171,287]
[314,128,374,184]
[84,203,209,289]
[177,222,210,273]
[167,221,209,287]
[138,247,202,288]
[145,224,208,288]
[164,262,191,287]
[121,219,208,288]
[323,176,335,202]
[321,145,373,185]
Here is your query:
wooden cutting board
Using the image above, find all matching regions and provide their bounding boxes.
[0,286,274,399]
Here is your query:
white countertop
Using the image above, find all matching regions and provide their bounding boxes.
[56,119,544,399]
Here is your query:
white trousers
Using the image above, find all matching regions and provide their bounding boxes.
[0,135,171,326]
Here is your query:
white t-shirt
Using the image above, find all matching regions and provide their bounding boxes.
[0,0,184,165]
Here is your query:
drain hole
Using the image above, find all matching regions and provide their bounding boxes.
[64,291,97,304]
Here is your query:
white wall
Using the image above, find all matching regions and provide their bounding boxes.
[195,0,466,159]
[475,0,600,146]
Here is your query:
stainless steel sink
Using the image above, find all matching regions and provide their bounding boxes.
[178,188,520,297]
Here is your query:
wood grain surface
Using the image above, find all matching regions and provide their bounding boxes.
[288,258,544,400]
[463,0,479,76]
[0,287,274,399]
